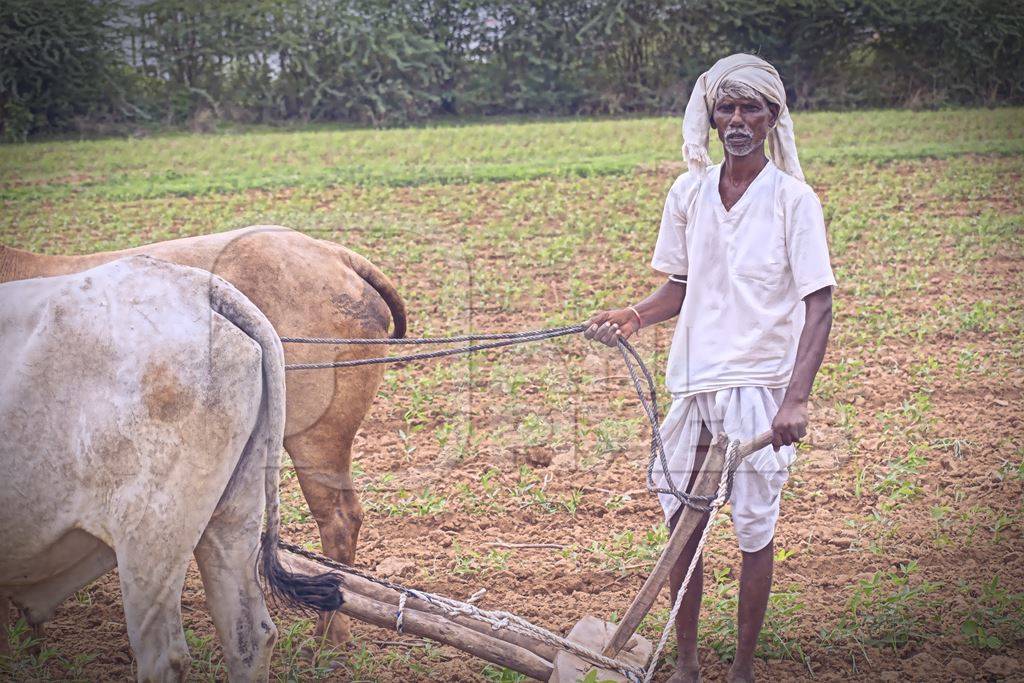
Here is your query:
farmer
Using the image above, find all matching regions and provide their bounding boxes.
[585,53,835,683]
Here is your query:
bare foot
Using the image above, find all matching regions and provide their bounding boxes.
[726,663,755,683]
[665,665,701,683]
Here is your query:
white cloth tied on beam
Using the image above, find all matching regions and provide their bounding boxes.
[682,53,804,182]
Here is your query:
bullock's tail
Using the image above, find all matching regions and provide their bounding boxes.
[321,240,407,339]
[208,276,344,613]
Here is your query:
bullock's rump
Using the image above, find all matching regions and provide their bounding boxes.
[0,256,262,591]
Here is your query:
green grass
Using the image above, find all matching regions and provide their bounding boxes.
[2,109,1021,202]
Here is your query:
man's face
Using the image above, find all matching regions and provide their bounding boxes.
[712,94,778,158]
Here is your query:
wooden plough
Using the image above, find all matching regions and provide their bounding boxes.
[282,429,773,682]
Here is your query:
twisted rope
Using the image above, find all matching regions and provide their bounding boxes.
[281,323,712,512]
[282,325,584,370]
[281,325,585,345]
[615,336,715,512]
[278,540,645,680]
[278,323,741,678]
[395,593,407,634]
[642,439,739,682]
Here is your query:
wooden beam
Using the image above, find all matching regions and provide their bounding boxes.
[336,589,553,680]
[601,429,773,658]
[280,550,555,680]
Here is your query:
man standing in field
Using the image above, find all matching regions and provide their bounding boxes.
[585,53,835,682]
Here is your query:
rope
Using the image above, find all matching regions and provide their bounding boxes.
[278,540,646,680]
[278,323,744,678]
[280,325,585,345]
[642,438,739,682]
[282,325,584,370]
[278,446,738,681]
[395,593,407,634]
[281,323,713,513]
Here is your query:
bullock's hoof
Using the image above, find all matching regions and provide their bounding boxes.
[315,611,352,646]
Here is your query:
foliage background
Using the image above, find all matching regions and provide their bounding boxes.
[2,0,1023,140]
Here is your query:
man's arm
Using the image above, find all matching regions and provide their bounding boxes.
[584,279,686,346]
[771,285,833,450]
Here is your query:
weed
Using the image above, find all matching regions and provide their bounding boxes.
[873,445,928,504]
[184,629,225,681]
[382,488,446,517]
[603,492,632,511]
[1,618,96,682]
[586,525,667,572]
[990,513,1012,543]
[562,488,584,516]
[280,487,312,524]
[517,413,555,448]
[589,417,637,455]
[700,569,806,663]
[452,541,512,576]
[454,467,506,515]
[482,664,529,682]
[957,300,997,333]
[995,453,1024,481]
[364,475,447,517]
[835,402,858,432]
[820,561,939,655]
[958,577,1024,650]
[773,547,796,563]
[274,618,344,681]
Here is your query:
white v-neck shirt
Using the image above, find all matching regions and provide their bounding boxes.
[651,161,836,397]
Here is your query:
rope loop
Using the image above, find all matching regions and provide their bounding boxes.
[395,593,407,634]
[282,322,713,514]
[276,324,750,679]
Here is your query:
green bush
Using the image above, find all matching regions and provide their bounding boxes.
[0,0,122,140]
[2,0,1022,138]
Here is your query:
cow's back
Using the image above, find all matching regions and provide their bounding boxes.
[0,256,263,583]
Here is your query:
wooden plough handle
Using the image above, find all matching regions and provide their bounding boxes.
[602,430,774,658]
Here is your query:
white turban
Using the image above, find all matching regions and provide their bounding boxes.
[682,53,804,181]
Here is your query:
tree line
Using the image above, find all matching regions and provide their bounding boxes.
[2,0,1022,140]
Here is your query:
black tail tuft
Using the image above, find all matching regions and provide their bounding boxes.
[260,535,344,612]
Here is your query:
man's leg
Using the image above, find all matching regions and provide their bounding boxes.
[666,423,713,683]
[729,539,774,683]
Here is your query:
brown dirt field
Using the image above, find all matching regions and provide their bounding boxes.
[3,155,1023,682]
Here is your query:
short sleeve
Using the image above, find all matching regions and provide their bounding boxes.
[786,189,837,299]
[651,176,691,276]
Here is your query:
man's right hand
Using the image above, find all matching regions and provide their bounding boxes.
[584,308,640,347]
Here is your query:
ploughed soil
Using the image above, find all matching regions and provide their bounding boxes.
[4,157,1023,682]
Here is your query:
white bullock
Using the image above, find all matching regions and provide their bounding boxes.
[0,255,342,681]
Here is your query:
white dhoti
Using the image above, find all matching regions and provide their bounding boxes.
[652,386,795,552]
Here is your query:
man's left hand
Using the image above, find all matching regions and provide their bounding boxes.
[771,402,808,451]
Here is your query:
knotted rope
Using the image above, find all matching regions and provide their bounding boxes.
[278,324,744,677]
[643,438,739,682]
[278,539,648,680]
[281,324,715,512]
[278,443,739,681]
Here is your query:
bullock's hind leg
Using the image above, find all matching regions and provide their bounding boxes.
[193,482,277,680]
[285,423,364,646]
[115,548,192,682]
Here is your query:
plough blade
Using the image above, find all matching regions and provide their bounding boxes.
[549,616,651,683]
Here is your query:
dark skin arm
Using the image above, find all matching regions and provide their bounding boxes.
[583,279,685,346]
[771,285,833,450]
[586,283,833,451]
